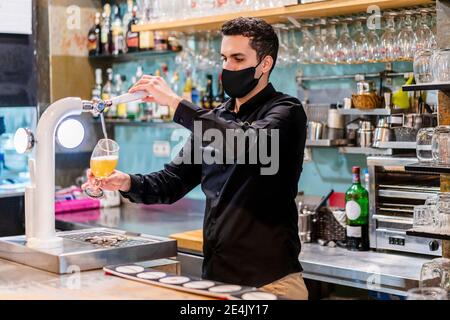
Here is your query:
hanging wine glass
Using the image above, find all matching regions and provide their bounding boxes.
[273,24,290,67]
[416,8,437,51]
[310,19,326,64]
[298,23,314,64]
[288,26,301,63]
[206,30,222,69]
[380,12,399,62]
[352,16,369,64]
[175,32,196,72]
[397,10,417,61]
[336,17,355,64]
[323,18,339,64]
[366,14,381,63]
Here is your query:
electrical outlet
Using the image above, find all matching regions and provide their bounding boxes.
[153,140,171,157]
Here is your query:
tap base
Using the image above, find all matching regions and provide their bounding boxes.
[26,236,63,249]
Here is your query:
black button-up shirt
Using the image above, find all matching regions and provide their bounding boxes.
[120,83,307,288]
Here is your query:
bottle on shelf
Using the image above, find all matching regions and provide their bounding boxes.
[345,166,370,251]
[154,31,168,52]
[111,5,124,56]
[135,66,149,121]
[182,72,193,102]
[213,73,225,108]
[100,3,112,55]
[114,74,127,119]
[102,68,114,118]
[87,12,102,56]
[121,0,134,53]
[91,68,103,101]
[127,76,140,121]
[191,81,200,105]
[154,69,170,121]
[126,5,140,53]
[201,74,214,109]
[138,2,155,51]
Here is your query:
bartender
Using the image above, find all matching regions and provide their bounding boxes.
[83,17,308,300]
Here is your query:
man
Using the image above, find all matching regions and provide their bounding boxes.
[83,17,307,300]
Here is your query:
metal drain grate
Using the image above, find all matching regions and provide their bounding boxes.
[60,231,154,248]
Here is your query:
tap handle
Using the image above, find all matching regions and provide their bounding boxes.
[107,91,148,106]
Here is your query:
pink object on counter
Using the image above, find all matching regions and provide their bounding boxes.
[55,198,101,214]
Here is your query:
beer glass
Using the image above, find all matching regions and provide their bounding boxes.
[84,139,119,198]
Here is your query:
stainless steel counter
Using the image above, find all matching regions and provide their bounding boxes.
[299,244,428,296]
[54,200,432,297]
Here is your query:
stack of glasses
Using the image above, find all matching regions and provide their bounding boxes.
[413,193,450,233]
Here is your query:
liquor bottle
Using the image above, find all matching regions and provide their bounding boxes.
[201,74,214,109]
[191,83,200,105]
[345,166,370,251]
[127,76,140,121]
[212,73,225,108]
[154,69,170,120]
[87,12,101,56]
[138,2,155,51]
[135,66,148,121]
[100,4,112,55]
[102,68,114,118]
[121,0,134,53]
[126,5,139,53]
[111,5,124,56]
[114,74,127,119]
[91,68,103,100]
[154,31,168,51]
[182,76,193,102]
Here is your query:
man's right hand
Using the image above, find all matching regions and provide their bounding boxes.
[82,169,131,193]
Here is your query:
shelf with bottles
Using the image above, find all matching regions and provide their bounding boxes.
[131,0,433,33]
[87,1,183,62]
[406,227,450,241]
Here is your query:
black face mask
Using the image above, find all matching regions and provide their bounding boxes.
[222,60,264,98]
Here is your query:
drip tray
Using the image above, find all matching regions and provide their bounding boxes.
[0,228,177,274]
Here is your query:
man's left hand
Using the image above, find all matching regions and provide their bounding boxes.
[129,75,182,114]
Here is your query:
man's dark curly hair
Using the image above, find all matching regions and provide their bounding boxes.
[221,17,279,73]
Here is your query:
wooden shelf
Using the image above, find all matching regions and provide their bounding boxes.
[132,0,433,32]
[88,50,176,63]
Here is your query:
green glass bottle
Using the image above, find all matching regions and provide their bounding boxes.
[345,166,369,251]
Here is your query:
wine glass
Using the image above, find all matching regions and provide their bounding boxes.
[336,18,355,64]
[273,24,290,67]
[352,16,369,64]
[310,19,325,64]
[380,12,399,62]
[323,18,339,64]
[415,8,437,51]
[84,139,120,198]
[397,10,417,61]
[366,17,381,63]
[298,23,314,64]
